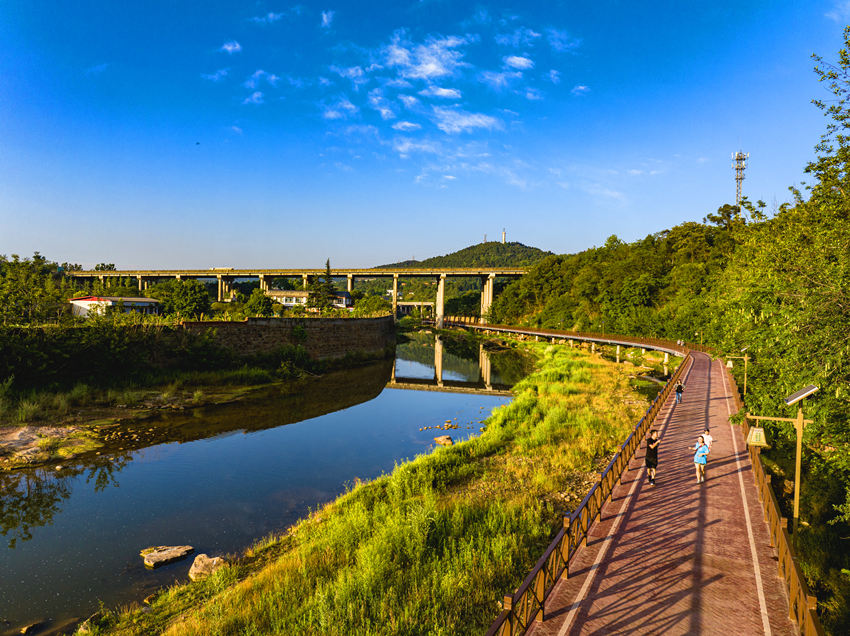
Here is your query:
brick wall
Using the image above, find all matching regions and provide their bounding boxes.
[180,316,395,361]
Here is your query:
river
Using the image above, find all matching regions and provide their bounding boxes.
[0,332,526,634]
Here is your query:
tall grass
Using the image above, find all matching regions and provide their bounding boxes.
[88,343,648,636]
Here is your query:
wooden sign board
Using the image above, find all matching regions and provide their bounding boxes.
[746,426,769,448]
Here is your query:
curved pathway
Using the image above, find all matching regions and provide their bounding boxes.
[527,351,797,636]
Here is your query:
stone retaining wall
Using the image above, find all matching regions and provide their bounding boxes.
[181,316,395,361]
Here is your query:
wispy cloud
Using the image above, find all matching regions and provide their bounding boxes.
[525,88,543,101]
[242,91,264,105]
[503,55,534,70]
[321,10,335,28]
[220,40,242,54]
[826,1,850,21]
[495,27,541,48]
[419,85,462,99]
[231,125,243,135]
[398,94,420,109]
[479,70,522,90]
[244,69,280,89]
[571,84,590,96]
[330,65,368,89]
[392,121,422,131]
[368,88,396,120]
[431,106,502,134]
[547,69,560,84]
[393,137,440,157]
[546,28,580,52]
[322,96,358,119]
[85,62,109,75]
[384,31,472,80]
[250,12,285,24]
[202,68,229,82]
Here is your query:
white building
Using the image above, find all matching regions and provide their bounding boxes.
[69,296,161,317]
[265,290,352,309]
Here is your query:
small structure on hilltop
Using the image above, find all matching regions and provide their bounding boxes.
[69,296,161,317]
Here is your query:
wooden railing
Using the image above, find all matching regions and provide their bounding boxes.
[472,327,692,636]
[724,370,824,636]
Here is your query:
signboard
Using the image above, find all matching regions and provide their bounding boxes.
[746,426,769,448]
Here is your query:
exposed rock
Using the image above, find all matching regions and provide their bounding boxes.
[140,545,194,568]
[20,622,43,635]
[188,553,226,581]
[434,435,453,446]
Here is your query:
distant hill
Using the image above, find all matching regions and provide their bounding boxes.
[379,241,551,269]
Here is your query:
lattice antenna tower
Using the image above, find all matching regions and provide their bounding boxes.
[732,151,749,206]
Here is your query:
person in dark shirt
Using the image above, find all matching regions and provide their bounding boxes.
[645,429,660,485]
[674,381,684,404]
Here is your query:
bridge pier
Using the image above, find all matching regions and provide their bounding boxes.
[259,275,269,292]
[435,274,446,328]
[616,345,621,363]
[434,335,444,386]
[347,274,354,293]
[392,274,398,319]
[479,344,492,390]
[302,274,309,290]
[217,276,234,302]
[479,273,495,324]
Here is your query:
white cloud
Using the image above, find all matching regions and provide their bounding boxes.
[321,10,335,28]
[202,68,229,82]
[419,86,462,99]
[242,91,264,105]
[220,40,242,54]
[399,94,420,109]
[383,31,471,80]
[479,70,522,90]
[495,27,541,48]
[443,174,457,180]
[431,106,502,134]
[504,55,534,70]
[330,65,368,89]
[250,12,284,24]
[525,88,543,100]
[244,70,280,89]
[393,137,439,157]
[322,96,358,120]
[231,125,243,134]
[547,69,560,84]
[547,29,580,52]
[627,169,643,176]
[826,1,850,21]
[392,121,422,131]
[571,84,590,96]
[368,88,396,120]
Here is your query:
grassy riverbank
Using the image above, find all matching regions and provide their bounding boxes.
[83,340,659,635]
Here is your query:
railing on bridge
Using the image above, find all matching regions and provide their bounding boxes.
[436,320,824,636]
[725,371,824,636]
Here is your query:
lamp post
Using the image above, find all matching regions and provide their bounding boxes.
[725,347,750,396]
[746,384,818,535]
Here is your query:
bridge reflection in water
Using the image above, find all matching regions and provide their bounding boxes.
[388,336,513,397]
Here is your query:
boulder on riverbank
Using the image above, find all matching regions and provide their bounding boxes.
[434,435,453,446]
[140,545,193,568]
[188,553,226,581]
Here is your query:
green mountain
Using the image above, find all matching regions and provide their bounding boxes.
[378,241,551,269]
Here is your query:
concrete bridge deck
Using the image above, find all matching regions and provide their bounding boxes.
[528,351,796,636]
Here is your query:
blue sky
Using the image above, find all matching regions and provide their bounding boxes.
[1,1,847,268]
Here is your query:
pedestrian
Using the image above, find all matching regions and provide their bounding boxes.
[645,429,660,485]
[674,380,684,404]
[693,435,710,483]
[702,428,713,450]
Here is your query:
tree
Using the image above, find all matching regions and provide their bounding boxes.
[146,279,211,318]
[307,259,336,310]
[94,263,116,271]
[244,288,275,317]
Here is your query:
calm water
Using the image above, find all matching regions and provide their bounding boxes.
[0,333,525,632]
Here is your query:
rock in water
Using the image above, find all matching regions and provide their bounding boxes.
[434,435,453,446]
[140,545,193,568]
[188,553,226,581]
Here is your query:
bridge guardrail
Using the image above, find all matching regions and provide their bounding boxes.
[724,369,824,636]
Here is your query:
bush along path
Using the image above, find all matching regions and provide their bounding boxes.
[80,340,655,635]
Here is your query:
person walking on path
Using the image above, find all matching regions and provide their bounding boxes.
[693,435,710,483]
[674,380,684,404]
[702,428,713,450]
[645,429,660,485]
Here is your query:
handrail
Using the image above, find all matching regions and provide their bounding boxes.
[724,369,824,635]
[473,323,693,636]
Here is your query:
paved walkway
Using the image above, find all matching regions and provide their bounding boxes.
[528,352,797,636]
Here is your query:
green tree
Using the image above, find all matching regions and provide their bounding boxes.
[94,263,116,271]
[244,288,275,317]
[307,259,336,310]
[146,279,211,318]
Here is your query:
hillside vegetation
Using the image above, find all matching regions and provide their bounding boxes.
[380,241,551,269]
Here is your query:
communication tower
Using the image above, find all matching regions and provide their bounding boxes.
[501,228,506,244]
[732,151,749,206]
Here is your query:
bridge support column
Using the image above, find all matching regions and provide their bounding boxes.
[435,274,445,328]
[138,276,145,292]
[592,343,596,354]
[616,345,621,363]
[479,344,492,390]
[302,274,309,290]
[347,274,354,293]
[664,352,669,364]
[434,335,444,386]
[392,274,398,319]
[259,275,269,292]
[479,273,495,324]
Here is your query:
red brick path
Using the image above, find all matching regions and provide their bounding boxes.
[528,352,797,636]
